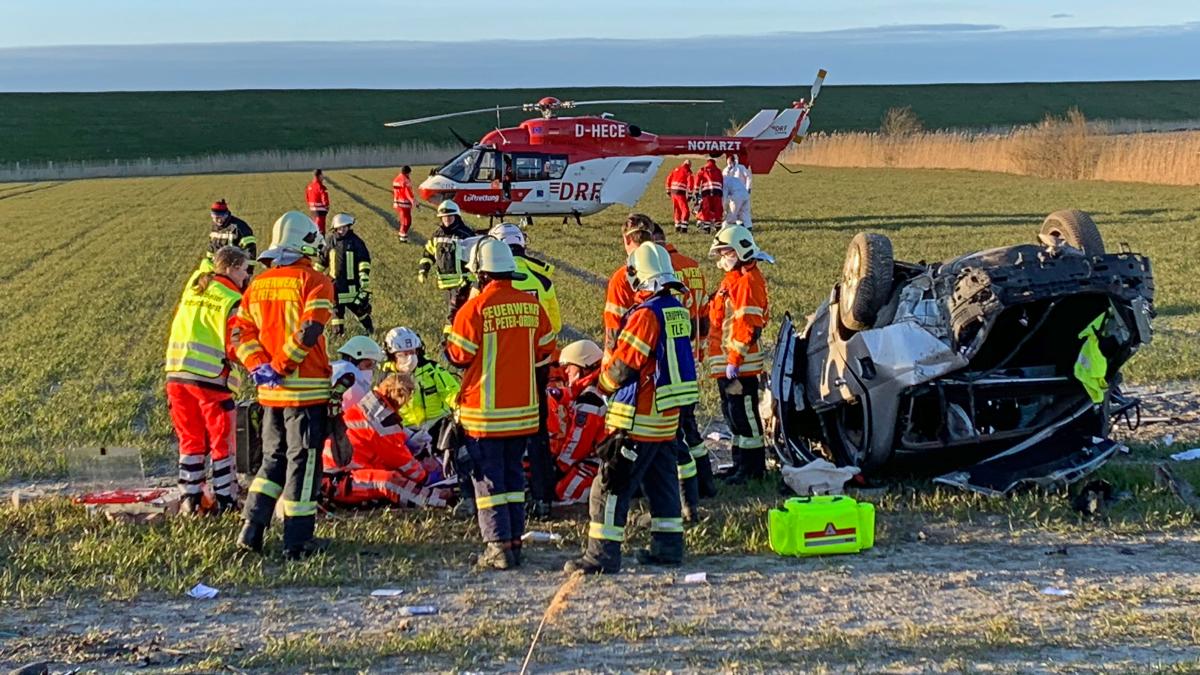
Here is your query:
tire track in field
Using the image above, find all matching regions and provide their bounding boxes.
[0,182,31,196]
[0,181,64,201]
[332,175,591,343]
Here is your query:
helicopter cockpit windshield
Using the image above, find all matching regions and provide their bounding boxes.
[438,148,481,182]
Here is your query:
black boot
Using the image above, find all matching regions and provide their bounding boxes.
[563,556,614,575]
[510,540,523,567]
[695,452,719,499]
[213,494,238,516]
[716,447,742,480]
[635,536,684,566]
[284,537,330,562]
[361,315,375,334]
[236,520,265,554]
[476,542,515,570]
[179,493,202,516]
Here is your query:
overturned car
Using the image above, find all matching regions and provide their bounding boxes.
[768,210,1155,494]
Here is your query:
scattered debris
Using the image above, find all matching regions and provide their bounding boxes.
[1155,463,1200,512]
[781,459,860,496]
[1169,448,1200,462]
[521,531,563,543]
[397,606,438,616]
[1162,433,1176,447]
[186,583,219,600]
[1071,479,1114,517]
[369,589,405,598]
[683,572,708,584]
[1040,586,1072,597]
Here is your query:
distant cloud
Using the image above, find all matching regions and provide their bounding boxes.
[1051,13,1073,19]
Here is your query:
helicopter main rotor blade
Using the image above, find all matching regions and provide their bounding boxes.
[384,104,525,128]
[567,99,724,107]
[810,69,827,103]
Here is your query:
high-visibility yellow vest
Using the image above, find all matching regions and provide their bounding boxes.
[398,361,461,427]
[513,255,562,334]
[165,271,242,389]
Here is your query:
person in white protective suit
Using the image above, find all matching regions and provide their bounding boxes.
[723,155,752,192]
[722,173,752,229]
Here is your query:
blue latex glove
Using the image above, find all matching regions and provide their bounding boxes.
[725,363,740,380]
[251,364,283,388]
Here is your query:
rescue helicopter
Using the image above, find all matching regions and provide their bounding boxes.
[384,70,827,223]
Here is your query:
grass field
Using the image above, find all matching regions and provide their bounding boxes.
[2,163,1200,671]
[3,80,1200,164]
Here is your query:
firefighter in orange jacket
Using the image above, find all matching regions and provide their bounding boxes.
[565,242,699,575]
[664,160,693,233]
[233,211,336,560]
[446,238,556,570]
[165,245,251,515]
[323,374,452,508]
[706,225,773,483]
[306,169,331,233]
[653,226,719,504]
[392,165,419,242]
[552,340,609,504]
[694,159,724,233]
[602,215,659,354]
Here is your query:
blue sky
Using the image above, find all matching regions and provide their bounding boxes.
[1,1,1197,90]
[6,0,1198,46]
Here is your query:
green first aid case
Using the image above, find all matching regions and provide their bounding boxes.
[768,495,876,557]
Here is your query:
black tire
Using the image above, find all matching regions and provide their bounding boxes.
[1040,209,1104,257]
[838,233,894,331]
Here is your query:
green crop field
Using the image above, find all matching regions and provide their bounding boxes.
[3,164,1200,672]
[3,80,1200,164]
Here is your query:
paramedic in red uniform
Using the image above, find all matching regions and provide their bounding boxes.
[694,158,724,233]
[664,160,693,233]
[306,169,331,233]
[392,165,419,242]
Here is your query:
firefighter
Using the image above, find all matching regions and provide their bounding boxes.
[417,200,479,339]
[306,169,331,233]
[565,242,699,575]
[706,225,773,483]
[392,165,419,242]
[664,160,693,233]
[322,213,374,336]
[165,245,251,515]
[331,335,385,409]
[651,225,719,505]
[723,154,752,193]
[489,222,561,518]
[445,238,556,570]
[602,214,659,354]
[322,373,452,509]
[723,172,753,229]
[694,158,724,233]
[552,340,608,504]
[233,211,336,560]
[206,200,257,271]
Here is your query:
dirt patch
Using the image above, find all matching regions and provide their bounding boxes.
[3,524,1198,673]
[1114,381,1200,447]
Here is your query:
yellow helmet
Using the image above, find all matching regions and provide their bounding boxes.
[559,340,604,368]
[626,242,679,292]
[709,224,758,261]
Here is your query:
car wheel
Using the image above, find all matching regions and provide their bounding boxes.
[1040,209,1104,257]
[838,233,894,331]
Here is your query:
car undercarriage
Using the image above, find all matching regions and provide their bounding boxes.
[768,210,1156,494]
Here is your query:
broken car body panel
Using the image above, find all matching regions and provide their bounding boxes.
[770,226,1155,495]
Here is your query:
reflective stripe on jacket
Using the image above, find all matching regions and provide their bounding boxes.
[600,292,698,442]
[399,360,461,427]
[232,258,335,406]
[392,173,414,207]
[165,271,242,390]
[342,391,427,483]
[513,254,562,334]
[603,265,636,354]
[705,261,769,377]
[445,280,557,437]
[306,179,330,211]
[322,229,372,304]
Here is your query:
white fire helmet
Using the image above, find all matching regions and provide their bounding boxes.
[330,213,356,229]
[384,326,423,354]
[467,237,521,276]
[559,340,604,369]
[437,200,461,218]
[337,335,385,362]
[709,224,773,263]
[488,222,526,248]
[263,210,322,259]
[626,242,679,293]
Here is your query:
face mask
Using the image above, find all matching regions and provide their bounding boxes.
[394,353,418,372]
[717,252,739,272]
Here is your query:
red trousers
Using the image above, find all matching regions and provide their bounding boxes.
[699,194,724,223]
[166,381,236,497]
[310,209,328,234]
[395,206,412,235]
[556,459,599,503]
[325,468,451,507]
[669,192,691,225]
